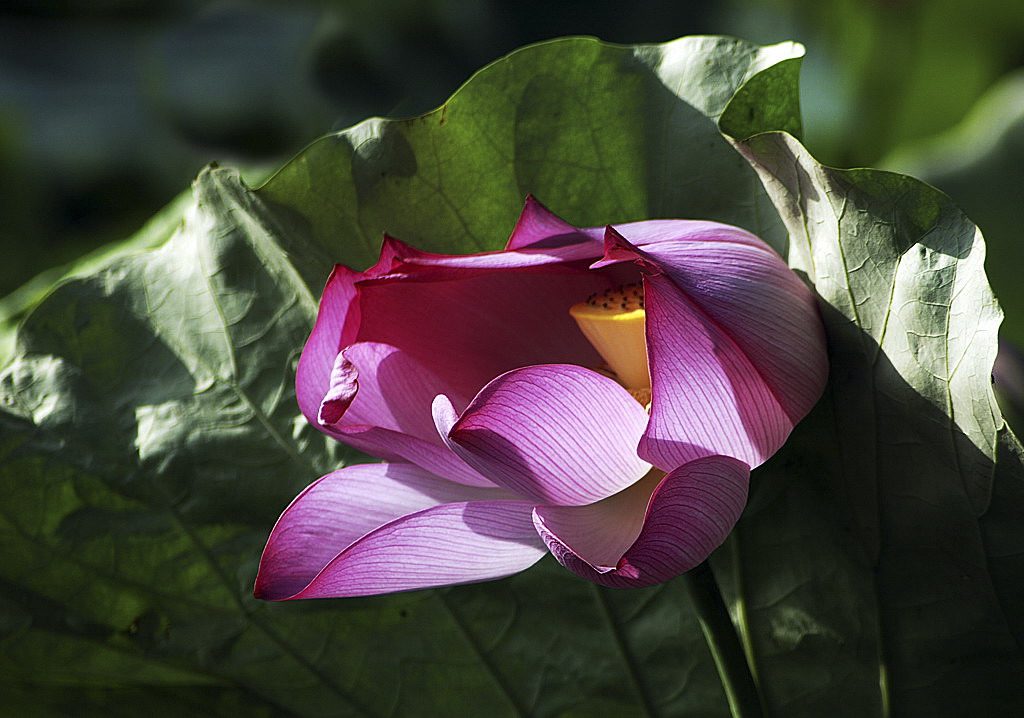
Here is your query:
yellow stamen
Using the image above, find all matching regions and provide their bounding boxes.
[569,283,651,392]
[627,387,652,409]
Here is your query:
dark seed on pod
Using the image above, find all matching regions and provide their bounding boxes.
[585,282,645,311]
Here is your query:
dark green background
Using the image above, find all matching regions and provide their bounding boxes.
[3,0,1024,306]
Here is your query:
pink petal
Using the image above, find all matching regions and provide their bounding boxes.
[386,242,601,276]
[335,342,472,442]
[536,456,750,588]
[255,462,515,600]
[601,226,826,468]
[296,243,408,432]
[642,270,792,468]
[256,465,545,600]
[595,218,770,259]
[318,350,359,426]
[312,342,494,487]
[296,265,362,429]
[505,194,604,250]
[605,224,828,430]
[362,199,602,274]
[335,424,496,487]
[387,243,601,272]
[532,470,664,572]
[435,364,652,505]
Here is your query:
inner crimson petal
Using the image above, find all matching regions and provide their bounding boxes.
[356,267,620,398]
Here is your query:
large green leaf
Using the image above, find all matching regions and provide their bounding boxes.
[881,69,1024,350]
[754,0,1024,167]
[256,36,802,268]
[0,37,800,717]
[727,129,1024,714]
[1,34,1021,717]
[0,164,732,717]
[0,190,191,367]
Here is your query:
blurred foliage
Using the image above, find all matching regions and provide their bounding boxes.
[722,0,1024,168]
[1,0,1023,355]
[0,0,716,297]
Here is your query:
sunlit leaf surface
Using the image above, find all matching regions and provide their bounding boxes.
[726,127,1024,716]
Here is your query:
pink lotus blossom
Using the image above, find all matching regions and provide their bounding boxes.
[255,198,828,599]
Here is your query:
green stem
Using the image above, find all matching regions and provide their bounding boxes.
[683,561,764,718]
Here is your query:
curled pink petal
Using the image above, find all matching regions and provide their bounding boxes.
[255,462,514,600]
[506,195,603,250]
[532,470,663,572]
[296,241,409,432]
[536,456,750,588]
[296,265,361,429]
[312,342,495,486]
[318,350,359,426]
[339,342,472,442]
[436,364,652,505]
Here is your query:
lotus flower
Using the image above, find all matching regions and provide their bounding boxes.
[255,198,828,599]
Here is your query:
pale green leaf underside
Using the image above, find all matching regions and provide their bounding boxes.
[1,35,1022,718]
[727,132,1024,716]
